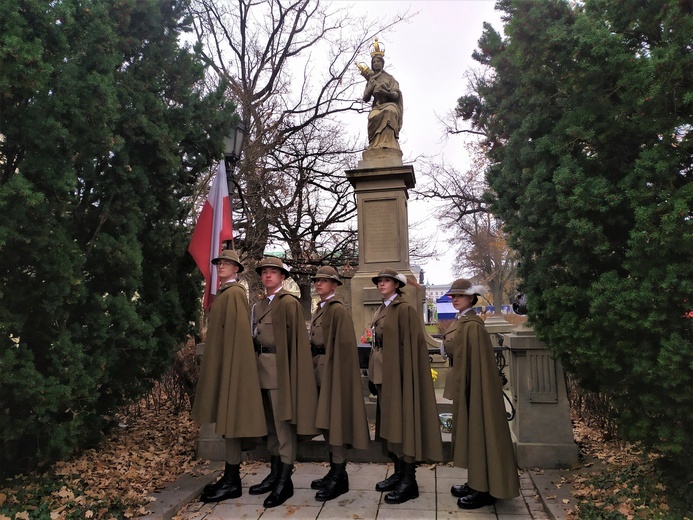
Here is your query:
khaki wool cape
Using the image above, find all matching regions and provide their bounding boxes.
[192,281,267,439]
[314,298,370,450]
[271,290,320,437]
[380,297,444,463]
[443,311,520,499]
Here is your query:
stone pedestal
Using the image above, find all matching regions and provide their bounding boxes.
[505,324,578,469]
[193,342,225,461]
[484,314,515,389]
[484,314,515,345]
[345,151,424,337]
[196,423,225,461]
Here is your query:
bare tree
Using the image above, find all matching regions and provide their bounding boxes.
[417,142,517,311]
[455,213,517,313]
[186,0,408,312]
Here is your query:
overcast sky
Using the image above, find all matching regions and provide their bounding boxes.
[332,0,504,285]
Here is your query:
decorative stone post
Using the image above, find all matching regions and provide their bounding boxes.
[505,323,578,468]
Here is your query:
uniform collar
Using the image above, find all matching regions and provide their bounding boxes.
[266,287,282,302]
[319,293,336,308]
[383,293,398,307]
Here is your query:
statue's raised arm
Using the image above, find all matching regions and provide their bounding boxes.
[357,39,403,151]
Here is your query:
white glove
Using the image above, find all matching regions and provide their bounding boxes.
[439,340,447,361]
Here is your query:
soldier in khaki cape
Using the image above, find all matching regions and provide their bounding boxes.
[308,266,369,502]
[191,250,266,503]
[249,257,319,508]
[369,268,443,505]
[443,279,520,509]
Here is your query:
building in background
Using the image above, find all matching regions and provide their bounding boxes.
[424,283,452,323]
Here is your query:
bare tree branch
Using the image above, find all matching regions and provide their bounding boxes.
[187,0,410,312]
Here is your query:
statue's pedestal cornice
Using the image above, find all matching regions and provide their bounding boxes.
[355,147,404,170]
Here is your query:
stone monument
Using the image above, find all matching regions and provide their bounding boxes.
[504,294,578,468]
[347,39,435,348]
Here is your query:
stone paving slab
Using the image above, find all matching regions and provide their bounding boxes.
[527,469,575,520]
[136,462,560,520]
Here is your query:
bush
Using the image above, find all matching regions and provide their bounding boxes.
[0,0,231,476]
[462,0,693,478]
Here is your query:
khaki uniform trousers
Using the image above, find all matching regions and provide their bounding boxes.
[254,298,298,465]
[225,437,242,465]
[260,386,297,464]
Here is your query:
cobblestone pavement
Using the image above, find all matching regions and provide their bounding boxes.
[170,462,552,520]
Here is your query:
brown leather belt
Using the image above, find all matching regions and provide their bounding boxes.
[255,345,276,354]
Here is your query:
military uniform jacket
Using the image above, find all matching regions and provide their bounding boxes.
[368,303,387,384]
[263,289,320,436]
[309,303,327,386]
[314,298,370,450]
[443,311,519,499]
[380,296,444,463]
[192,281,267,439]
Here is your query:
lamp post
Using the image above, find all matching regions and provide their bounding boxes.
[222,121,246,250]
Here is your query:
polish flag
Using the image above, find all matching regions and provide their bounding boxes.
[188,162,233,310]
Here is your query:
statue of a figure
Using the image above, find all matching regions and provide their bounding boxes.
[357,39,403,151]
[512,293,528,315]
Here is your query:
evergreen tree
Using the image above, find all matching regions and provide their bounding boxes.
[0,0,233,474]
[459,0,693,475]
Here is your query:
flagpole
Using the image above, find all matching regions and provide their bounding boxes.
[223,121,247,251]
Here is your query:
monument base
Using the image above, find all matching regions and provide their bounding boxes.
[506,324,578,469]
[511,438,580,469]
[357,147,403,169]
[196,423,225,461]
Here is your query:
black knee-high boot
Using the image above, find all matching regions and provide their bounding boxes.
[384,461,419,504]
[249,455,281,495]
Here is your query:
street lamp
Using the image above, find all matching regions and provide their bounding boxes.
[222,121,246,249]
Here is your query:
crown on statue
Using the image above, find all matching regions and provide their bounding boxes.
[369,38,385,58]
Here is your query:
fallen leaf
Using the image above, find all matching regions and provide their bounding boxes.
[617,503,632,516]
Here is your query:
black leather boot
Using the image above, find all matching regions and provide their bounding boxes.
[202,462,232,495]
[249,455,281,495]
[457,489,495,509]
[451,482,472,497]
[263,463,294,508]
[311,453,334,489]
[375,455,402,492]
[315,462,348,501]
[200,463,241,503]
[384,461,419,504]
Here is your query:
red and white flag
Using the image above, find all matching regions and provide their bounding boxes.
[188,162,233,310]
